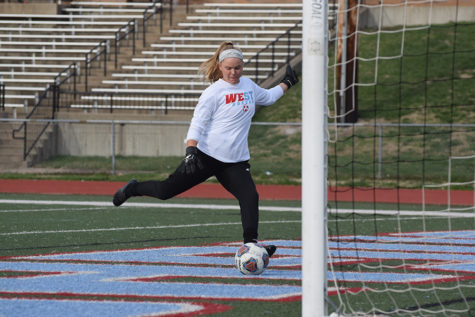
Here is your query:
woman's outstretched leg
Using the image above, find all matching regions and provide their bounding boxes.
[113,155,213,206]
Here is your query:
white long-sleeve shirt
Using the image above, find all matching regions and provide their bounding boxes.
[186,77,284,163]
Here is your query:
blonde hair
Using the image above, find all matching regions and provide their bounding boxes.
[199,41,242,83]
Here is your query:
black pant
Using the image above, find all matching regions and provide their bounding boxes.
[131,150,259,243]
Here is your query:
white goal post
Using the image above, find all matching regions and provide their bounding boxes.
[302,0,475,315]
[302,0,328,316]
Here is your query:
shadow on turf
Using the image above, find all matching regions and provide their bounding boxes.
[0,235,223,253]
[403,297,475,316]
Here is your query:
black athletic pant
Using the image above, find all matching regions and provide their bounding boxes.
[130,150,259,244]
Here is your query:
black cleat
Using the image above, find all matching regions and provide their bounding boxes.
[264,245,277,257]
[112,179,137,207]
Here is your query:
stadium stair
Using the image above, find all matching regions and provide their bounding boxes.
[74,2,303,112]
[0,1,303,170]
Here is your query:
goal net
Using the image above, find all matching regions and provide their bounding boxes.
[318,0,475,315]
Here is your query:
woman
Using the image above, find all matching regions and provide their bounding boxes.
[112,41,299,257]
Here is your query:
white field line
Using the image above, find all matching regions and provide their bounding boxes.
[1,199,473,236]
[0,199,474,218]
[334,209,475,218]
[0,220,301,236]
[0,207,105,213]
[0,199,300,212]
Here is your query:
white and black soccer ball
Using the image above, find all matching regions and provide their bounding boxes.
[235,243,270,275]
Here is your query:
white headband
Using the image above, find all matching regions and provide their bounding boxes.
[218,49,243,62]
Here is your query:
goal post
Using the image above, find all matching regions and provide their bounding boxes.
[322,0,475,315]
[301,0,328,316]
[302,0,475,315]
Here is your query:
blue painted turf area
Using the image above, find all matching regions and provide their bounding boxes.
[2,233,475,316]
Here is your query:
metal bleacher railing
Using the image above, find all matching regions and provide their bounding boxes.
[83,2,164,90]
[83,18,137,90]
[145,0,171,44]
[9,0,171,161]
[63,20,303,114]
[0,83,5,111]
[246,21,302,85]
[12,62,78,160]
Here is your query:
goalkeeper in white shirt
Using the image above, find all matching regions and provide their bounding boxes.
[112,41,299,257]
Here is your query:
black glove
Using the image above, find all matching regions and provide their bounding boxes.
[280,65,299,89]
[180,146,204,174]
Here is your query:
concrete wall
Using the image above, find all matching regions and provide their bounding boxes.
[55,121,188,157]
[360,5,475,28]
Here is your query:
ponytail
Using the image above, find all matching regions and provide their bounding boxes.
[199,41,242,83]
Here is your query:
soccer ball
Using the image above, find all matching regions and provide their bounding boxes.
[235,243,269,275]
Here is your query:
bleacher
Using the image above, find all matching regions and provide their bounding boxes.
[0,1,308,114]
[71,2,305,111]
[0,0,166,169]
[0,0,163,115]
[0,1,312,168]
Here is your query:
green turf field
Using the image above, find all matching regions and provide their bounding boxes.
[0,193,303,316]
[0,193,302,258]
[1,193,475,316]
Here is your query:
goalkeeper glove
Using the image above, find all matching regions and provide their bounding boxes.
[181,146,204,174]
[280,65,299,89]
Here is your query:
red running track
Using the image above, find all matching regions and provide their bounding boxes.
[0,179,474,206]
